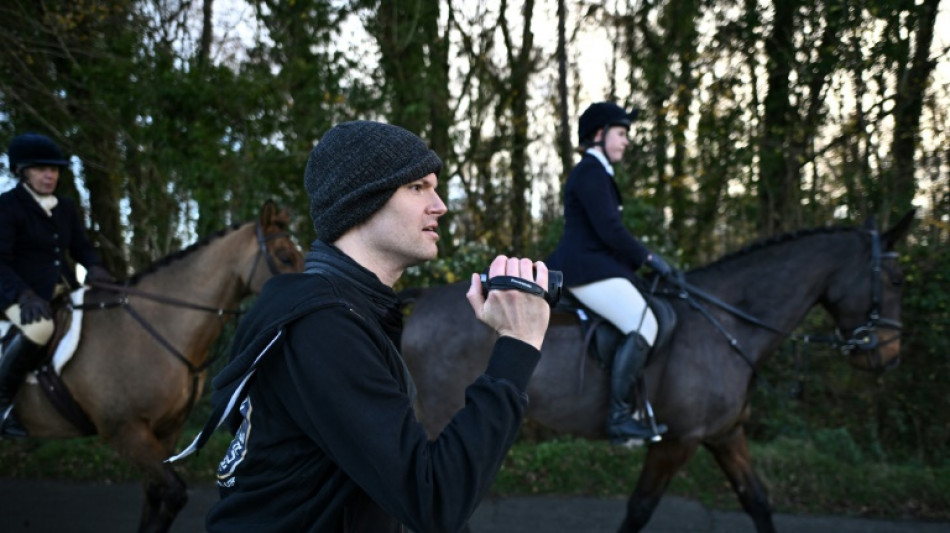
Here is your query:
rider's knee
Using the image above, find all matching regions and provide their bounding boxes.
[4,305,55,345]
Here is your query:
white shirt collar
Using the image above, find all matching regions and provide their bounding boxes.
[24,183,58,216]
[585,148,614,176]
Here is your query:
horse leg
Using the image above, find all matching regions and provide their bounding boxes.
[106,423,188,533]
[617,438,699,532]
[703,425,775,533]
[138,464,188,533]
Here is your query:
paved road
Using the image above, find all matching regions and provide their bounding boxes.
[1,478,946,532]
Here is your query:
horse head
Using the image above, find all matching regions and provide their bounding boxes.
[821,210,914,373]
[245,200,305,292]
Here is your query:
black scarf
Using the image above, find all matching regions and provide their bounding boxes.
[304,240,404,348]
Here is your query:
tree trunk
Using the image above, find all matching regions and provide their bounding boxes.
[887,0,939,223]
[758,0,798,235]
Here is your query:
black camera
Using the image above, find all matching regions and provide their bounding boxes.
[480,268,563,307]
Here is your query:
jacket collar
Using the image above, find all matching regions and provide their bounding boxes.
[584,148,614,176]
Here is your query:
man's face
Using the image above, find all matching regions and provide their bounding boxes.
[23,165,60,195]
[600,125,630,164]
[360,173,447,270]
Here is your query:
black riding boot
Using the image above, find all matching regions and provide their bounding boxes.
[0,329,47,437]
[606,332,667,443]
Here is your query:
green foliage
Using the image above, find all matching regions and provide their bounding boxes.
[490,433,950,519]
[399,240,498,289]
[494,438,643,496]
[744,221,950,467]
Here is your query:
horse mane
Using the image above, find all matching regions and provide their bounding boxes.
[693,224,860,273]
[124,221,248,284]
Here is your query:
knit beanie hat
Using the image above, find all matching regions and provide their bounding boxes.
[305,121,443,243]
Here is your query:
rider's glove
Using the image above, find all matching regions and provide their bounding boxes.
[645,253,672,277]
[85,265,116,284]
[18,289,52,325]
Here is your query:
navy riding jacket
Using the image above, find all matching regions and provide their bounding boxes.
[546,152,650,286]
[0,182,104,310]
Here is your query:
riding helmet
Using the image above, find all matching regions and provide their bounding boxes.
[7,133,69,174]
[577,102,639,146]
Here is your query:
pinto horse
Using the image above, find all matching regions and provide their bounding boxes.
[400,212,913,533]
[6,200,303,533]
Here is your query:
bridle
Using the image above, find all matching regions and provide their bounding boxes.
[823,228,902,371]
[657,227,902,380]
[83,221,290,374]
[246,222,289,284]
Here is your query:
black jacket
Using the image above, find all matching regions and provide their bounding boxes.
[546,152,650,286]
[205,242,540,533]
[0,182,104,309]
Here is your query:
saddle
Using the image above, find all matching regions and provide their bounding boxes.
[0,289,98,436]
[553,275,677,371]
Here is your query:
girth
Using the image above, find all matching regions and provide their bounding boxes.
[32,292,97,436]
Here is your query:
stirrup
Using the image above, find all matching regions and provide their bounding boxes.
[642,400,666,442]
[607,414,665,445]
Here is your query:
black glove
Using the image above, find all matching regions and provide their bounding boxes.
[18,289,52,325]
[645,253,672,277]
[85,265,116,284]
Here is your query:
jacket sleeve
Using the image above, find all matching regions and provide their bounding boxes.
[284,308,540,533]
[0,196,28,304]
[571,161,651,268]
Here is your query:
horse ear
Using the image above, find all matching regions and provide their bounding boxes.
[883,209,916,250]
[259,199,278,227]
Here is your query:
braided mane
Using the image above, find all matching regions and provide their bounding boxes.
[124,221,247,284]
[695,225,859,273]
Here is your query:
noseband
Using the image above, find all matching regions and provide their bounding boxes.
[834,228,902,370]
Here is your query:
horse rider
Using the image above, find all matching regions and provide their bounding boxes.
[0,133,115,437]
[546,101,671,443]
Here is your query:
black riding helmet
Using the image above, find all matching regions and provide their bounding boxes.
[577,102,639,147]
[7,133,69,176]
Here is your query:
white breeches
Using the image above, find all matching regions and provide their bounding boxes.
[570,277,658,346]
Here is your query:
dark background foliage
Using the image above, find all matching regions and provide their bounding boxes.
[1,0,947,480]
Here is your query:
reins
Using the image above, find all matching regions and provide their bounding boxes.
[78,281,239,374]
[656,275,783,392]
[783,229,902,372]
[655,227,900,392]
[77,221,286,375]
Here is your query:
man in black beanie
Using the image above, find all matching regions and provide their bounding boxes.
[182,120,552,532]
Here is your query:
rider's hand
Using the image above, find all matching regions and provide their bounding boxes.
[466,255,551,350]
[85,265,116,284]
[18,289,52,325]
[645,253,672,277]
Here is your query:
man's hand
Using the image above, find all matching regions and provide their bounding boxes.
[18,289,52,325]
[85,265,116,284]
[466,255,551,350]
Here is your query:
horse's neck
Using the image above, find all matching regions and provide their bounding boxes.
[138,226,253,308]
[687,232,860,339]
[126,225,254,357]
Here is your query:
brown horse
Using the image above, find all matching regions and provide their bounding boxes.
[8,200,303,533]
[401,212,914,533]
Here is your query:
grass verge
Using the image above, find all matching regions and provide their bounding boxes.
[1,430,948,521]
